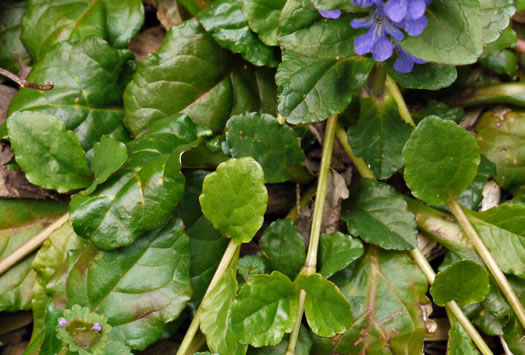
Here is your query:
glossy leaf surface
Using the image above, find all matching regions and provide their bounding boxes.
[7,111,92,193]
[230,271,299,347]
[0,1,31,73]
[318,232,363,279]
[343,179,418,250]
[383,62,458,90]
[70,115,199,250]
[480,0,516,45]
[296,273,353,337]
[199,157,267,244]
[246,324,311,355]
[241,0,286,46]
[403,116,480,205]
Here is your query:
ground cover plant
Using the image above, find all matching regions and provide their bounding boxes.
[1,0,525,354]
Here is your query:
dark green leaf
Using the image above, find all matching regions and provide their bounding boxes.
[383,62,457,90]
[174,170,210,227]
[21,0,144,60]
[259,219,306,279]
[335,247,430,354]
[296,273,353,337]
[247,324,311,355]
[480,49,518,77]
[178,0,214,15]
[201,266,247,355]
[476,110,525,189]
[0,199,67,312]
[457,156,496,210]
[403,116,481,205]
[82,135,128,195]
[241,0,286,46]
[319,232,363,279]
[401,0,483,65]
[238,254,268,279]
[480,0,516,45]
[482,27,517,57]
[0,1,31,73]
[225,113,308,183]
[230,271,299,347]
[503,316,525,354]
[278,0,358,59]
[276,51,373,124]
[343,179,418,250]
[310,0,364,12]
[70,114,199,250]
[7,111,92,193]
[198,0,278,67]
[412,100,464,124]
[431,260,489,306]
[447,319,480,355]
[8,37,134,152]
[348,96,413,179]
[199,157,268,244]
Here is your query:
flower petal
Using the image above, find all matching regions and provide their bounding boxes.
[353,0,376,8]
[351,17,374,29]
[354,31,375,55]
[408,0,427,20]
[404,16,427,36]
[394,52,415,73]
[319,10,342,19]
[372,37,393,62]
[385,0,406,22]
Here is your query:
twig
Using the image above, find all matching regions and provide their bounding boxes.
[0,66,54,91]
[385,75,416,127]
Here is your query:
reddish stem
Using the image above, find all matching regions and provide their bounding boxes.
[0,67,54,91]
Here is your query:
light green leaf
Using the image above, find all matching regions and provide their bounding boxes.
[201,266,247,355]
[348,96,413,179]
[447,318,480,355]
[402,116,481,205]
[310,0,364,12]
[199,157,267,244]
[7,37,134,153]
[401,0,483,65]
[343,179,418,250]
[319,232,363,279]
[7,111,92,193]
[82,135,128,195]
[225,113,308,183]
[230,271,299,347]
[259,219,306,279]
[70,114,199,250]
[0,0,31,74]
[21,0,144,60]
[431,260,490,306]
[480,0,516,45]
[276,51,373,124]
[241,0,286,46]
[198,0,278,67]
[246,324,311,355]
[238,254,268,279]
[296,273,353,337]
[335,247,430,354]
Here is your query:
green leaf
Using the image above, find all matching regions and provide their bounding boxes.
[412,100,465,124]
[230,271,299,347]
[198,0,278,67]
[402,116,481,205]
[296,273,353,337]
[201,266,247,355]
[259,219,306,279]
[178,0,214,15]
[246,324,312,355]
[343,179,418,250]
[466,204,525,278]
[82,135,128,195]
[430,260,490,306]
[348,96,413,179]
[480,49,518,77]
[241,0,286,46]
[401,0,482,65]
[457,155,496,210]
[21,0,144,60]
[482,27,517,57]
[476,110,525,189]
[7,37,134,153]
[309,0,364,12]
[480,0,516,45]
[70,114,199,250]
[382,62,458,90]
[0,1,31,74]
[278,0,359,59]
[66,217,192,350]
[503,316,525,354]
[225,113,307,183]
[335,247,430,354]
[238,254,268,279]
[276,51,373,124]
[0,199,67,312]
[447,319,480,355]
[199,157,268,244]
[319,232,363,279]
[7,111,92,193]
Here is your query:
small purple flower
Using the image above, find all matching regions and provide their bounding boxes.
[398,16,428,36]
[352,0,378,8]
[58,318,67,328]
[351,5,404,62]
[393,45,427,73]
[384,0,430,22]
[92,323,102,332]
[319,10,342,19]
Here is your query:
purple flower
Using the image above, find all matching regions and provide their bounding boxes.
[384,0,431,22]
[393,45,426,73]
[319,10,342,19]
[92,323,102,332]
[58,318,67,328]
[352,0,377,7]
[398,16,428,36]
[351,5,404,62]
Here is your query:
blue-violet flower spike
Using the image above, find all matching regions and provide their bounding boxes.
[93,322,102,332]
[319,10,342,19]
[385,0,427,22]
[58,318,67,328]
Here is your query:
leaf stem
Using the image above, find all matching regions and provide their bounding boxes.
[0,67,54,91]
[385,75,416,128]
[176,239,239,355]
[447,199,525,328]
[0,213,69,277]
[286,115,338,355]
[335,125,376,181]
[409,248,493,355]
